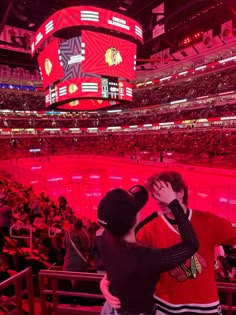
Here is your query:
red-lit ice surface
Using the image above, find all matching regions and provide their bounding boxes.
[14,156,236,222]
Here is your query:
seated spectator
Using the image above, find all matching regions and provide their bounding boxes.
[0,199,12,236]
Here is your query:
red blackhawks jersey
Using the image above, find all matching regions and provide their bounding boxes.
[136,209,236,314]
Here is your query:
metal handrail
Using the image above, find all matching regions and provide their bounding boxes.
[48,225,63,238]
[10,224,33,252]
[216,282,236,315]
[39,270,104,315]
[39,270,103,280]
[0,267,34,315]
[37,271,236,315]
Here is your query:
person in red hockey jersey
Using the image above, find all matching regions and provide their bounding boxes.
[100,171,236,315]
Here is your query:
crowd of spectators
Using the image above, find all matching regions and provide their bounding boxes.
[0,100,235,129]
[0,91,45,111]
[215,245,236,283]
[0,65,41,82]
[133,66,236,107]
[0,173,102,280]
[0,128,235,168]
[0,66,236,112]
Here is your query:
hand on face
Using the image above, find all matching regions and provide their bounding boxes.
[151,180,177,205]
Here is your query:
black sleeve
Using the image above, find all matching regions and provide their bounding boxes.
[147,199,199,272]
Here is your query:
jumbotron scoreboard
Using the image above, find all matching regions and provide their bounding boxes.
[32,6,143,111]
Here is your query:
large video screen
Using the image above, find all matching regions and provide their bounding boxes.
[36,10,138,110]
[38,39,64,88]
[81,31,136,80]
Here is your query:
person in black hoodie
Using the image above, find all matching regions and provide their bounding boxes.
[98,181,199,315]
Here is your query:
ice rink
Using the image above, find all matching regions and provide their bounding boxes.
[6,155,236,222]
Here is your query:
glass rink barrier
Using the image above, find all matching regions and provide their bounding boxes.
[0,155,236,222]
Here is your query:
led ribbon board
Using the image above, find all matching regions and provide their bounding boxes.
[32,6,143,55]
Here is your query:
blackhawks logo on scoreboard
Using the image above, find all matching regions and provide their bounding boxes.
[105,47,122,66]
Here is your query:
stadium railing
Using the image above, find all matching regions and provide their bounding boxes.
[38,270,236,315]
[217,282,236,315]
[38,270,104,315]
[10,224,33,252]
[1,267,236,315]
[0,267,34,315]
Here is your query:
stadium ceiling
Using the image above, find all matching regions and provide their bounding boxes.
[0,0,235,70]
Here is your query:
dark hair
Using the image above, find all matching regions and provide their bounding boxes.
[2,199,9,206]
[42,236,52,248]
[146,171,188,205]
[106,231,135,255]
[73,218,83,231]
[111,218,137,238]
[0,233,4,253]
